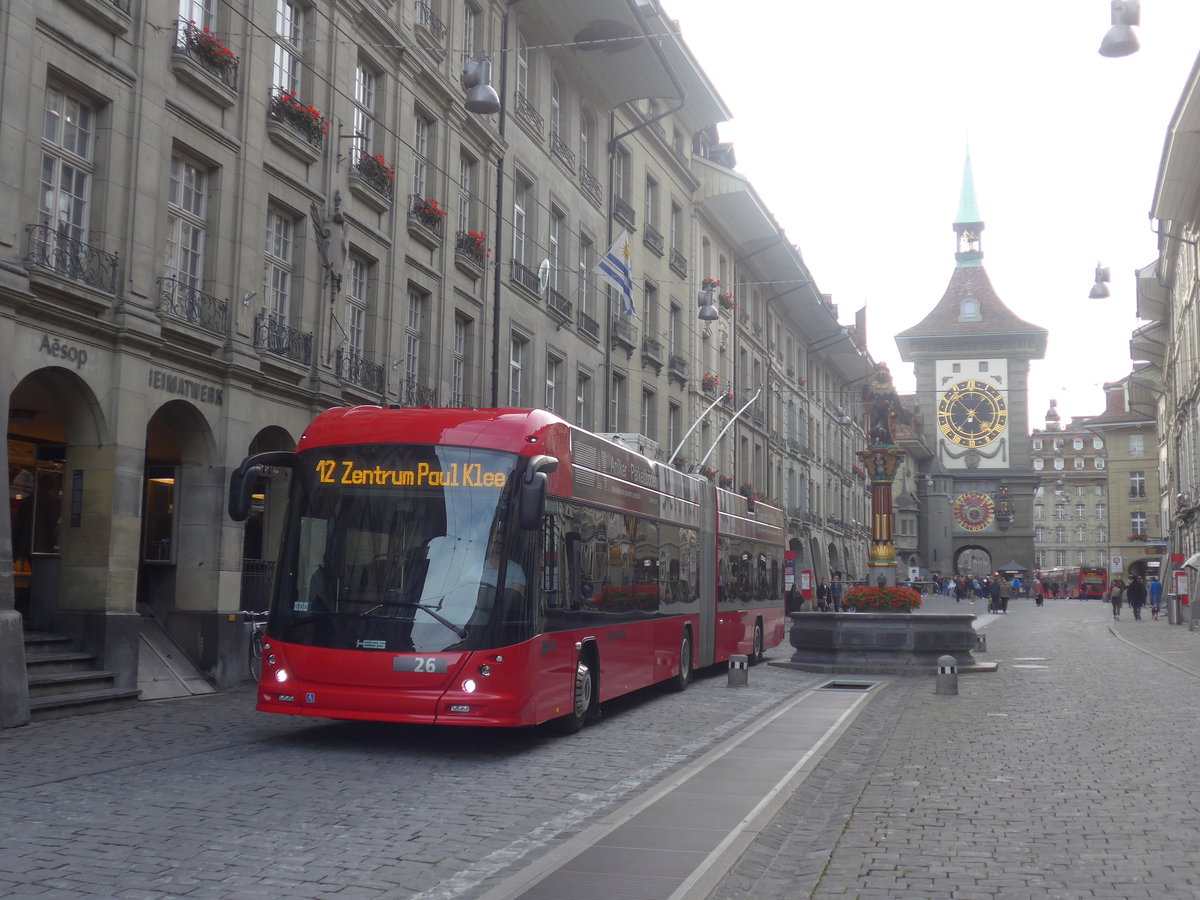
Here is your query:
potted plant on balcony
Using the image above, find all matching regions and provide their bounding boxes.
[701,371,719,392]
[719,292,737,311]
[187,22,236,71]
[269,89,329,144]
[411,196,448,228]
[719,474,734,489]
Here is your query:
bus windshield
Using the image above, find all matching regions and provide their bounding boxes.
[269,444,534,653]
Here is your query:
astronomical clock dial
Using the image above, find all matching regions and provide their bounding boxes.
[936,379,1008,448]
[953,491,996,532]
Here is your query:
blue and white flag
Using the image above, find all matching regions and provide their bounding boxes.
[595,230,635,316]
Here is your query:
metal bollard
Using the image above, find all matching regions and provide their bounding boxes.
[728,654,749,687]
[976,633,987,653]
[935,654,958,696]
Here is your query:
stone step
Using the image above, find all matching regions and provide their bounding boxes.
[29,687,141,722]
[27,669,121,699]
[24,650,100,675]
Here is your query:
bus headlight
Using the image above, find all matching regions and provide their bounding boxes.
[461,678,477,693]
[478,664,491,677]
[274,668,289,684]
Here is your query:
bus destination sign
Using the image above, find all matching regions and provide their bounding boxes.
[315,459,508,488]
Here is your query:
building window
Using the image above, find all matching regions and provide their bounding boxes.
[345,255,369,356]
[1131,511,1147,537]
[1075,526,1087,542]
[641,388,656,440]
[579,109,595,174]
[548,208,565,292]
[1035,526,1045,542]
[1034,504,1045,521]
[545,354,562,413]
[1055,526,1066,542]
[451,316,469,407]
[509,334,527,406]
[40,85,95,244]
[1128,433,1145,456]
[165,155,207,290]
[458,152,476,229]
[1055,550,1066,567]
[549,75,562,141]
[412,113,433,199]
[1033,458,1044,470]
[1075,504,1086,519]
[1033,439,1043,451]
[1098,527,1108,543]
[644,174,659,230]
[1095,457,1105,470]
[611,371,626,430]
[1036,550,1046,568]
[462,2,478,58]
[578,234,594,317]
[515,30,530,100]
[1130,471,1146,498]
[1093,436,1104,449]
[667,401,681,457]
[272,0,303,93]
[1073,438,1084,450]
[576,369,593,430]
[614,146,631,203]
[978,361,989,372]
[1054,458,1064,470]
[180,0,213,28]
[513,173,531,266]
[263,208,294,320]
[404,287,427,389]
[1096,503,1106,520]
[1074,457,1085,469]
[1055,504,1066,520]
[670,202,683,252]
[352,63,376,158]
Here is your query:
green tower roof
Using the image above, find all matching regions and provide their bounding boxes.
[955,149,981,225]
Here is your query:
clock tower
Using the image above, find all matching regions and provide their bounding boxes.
[895,151,1047,578]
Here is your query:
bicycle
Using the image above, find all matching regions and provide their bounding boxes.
[240,610,269,681]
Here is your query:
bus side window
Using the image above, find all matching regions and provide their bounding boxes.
[542,515,561,609]
[564,531,582,609]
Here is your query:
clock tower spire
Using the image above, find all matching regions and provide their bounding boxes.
[954,148,984,266]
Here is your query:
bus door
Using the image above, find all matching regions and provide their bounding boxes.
[697,487,718,668]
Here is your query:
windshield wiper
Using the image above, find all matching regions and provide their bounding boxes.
[362,600,468,639]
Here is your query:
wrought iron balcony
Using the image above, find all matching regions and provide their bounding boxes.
[668,247,687,277]
[577,309,599,341]
[513,91,543,136]
[336,348,384,393]
[407,195,446,241]
[668,354,688,384]
[547,287,573,322]
[268,91,326,150]
[414,0,446,43]
[254,314,312,364]
[156,276,228,335]
[25,223,118,293]
[611,316,637,352]
[613,196,636,231]
[510,258,540,295]
[549,132,576,171]
[642,224,664,256]
[641,336,664,369]
[175,21,239,90]
[454,231,487,272]
[579,166,602,206]
[350,151,395,201]
[397,378,438,407]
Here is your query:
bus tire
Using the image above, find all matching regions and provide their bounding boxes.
[556,658,593,734]
[750,619,764,665]
[666,629,693,692]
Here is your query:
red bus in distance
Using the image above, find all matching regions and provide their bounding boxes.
[229,407,787,732]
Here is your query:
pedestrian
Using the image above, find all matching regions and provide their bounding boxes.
[999,576,1012,614]
[829,575,844,612]
[954,576,966,603]
[1149,576,1163,620]
[1108,576,1126,620]
[1126,576,1147,621]
[1011,575,1023,598]
[816,577,830,612]
[1034,578,1045,607]
[989,576,1002,613]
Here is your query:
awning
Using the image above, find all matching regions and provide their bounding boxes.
[1184,552,1200,569]
[997,560,1028,572]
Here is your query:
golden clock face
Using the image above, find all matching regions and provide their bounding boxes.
[937,379,1008,448]
[953,491,995,531]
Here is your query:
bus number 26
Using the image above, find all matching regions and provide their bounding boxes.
[394,656,446,673]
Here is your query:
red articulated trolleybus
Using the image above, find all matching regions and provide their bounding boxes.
[228,407,788,732]
[1042,565,1108,600]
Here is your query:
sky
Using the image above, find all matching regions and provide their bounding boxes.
[663,0,1200,427]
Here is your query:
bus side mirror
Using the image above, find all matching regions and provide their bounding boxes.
[229,451,296,521]
[518,454,558,531]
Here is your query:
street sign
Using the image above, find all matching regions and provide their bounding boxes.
[1110,555,1123,572]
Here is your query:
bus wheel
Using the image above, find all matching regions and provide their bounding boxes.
[557,659,593,734]
[750,619,764,665]
[667,630,692,692]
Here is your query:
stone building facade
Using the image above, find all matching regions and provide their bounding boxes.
[0,0,871,724]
